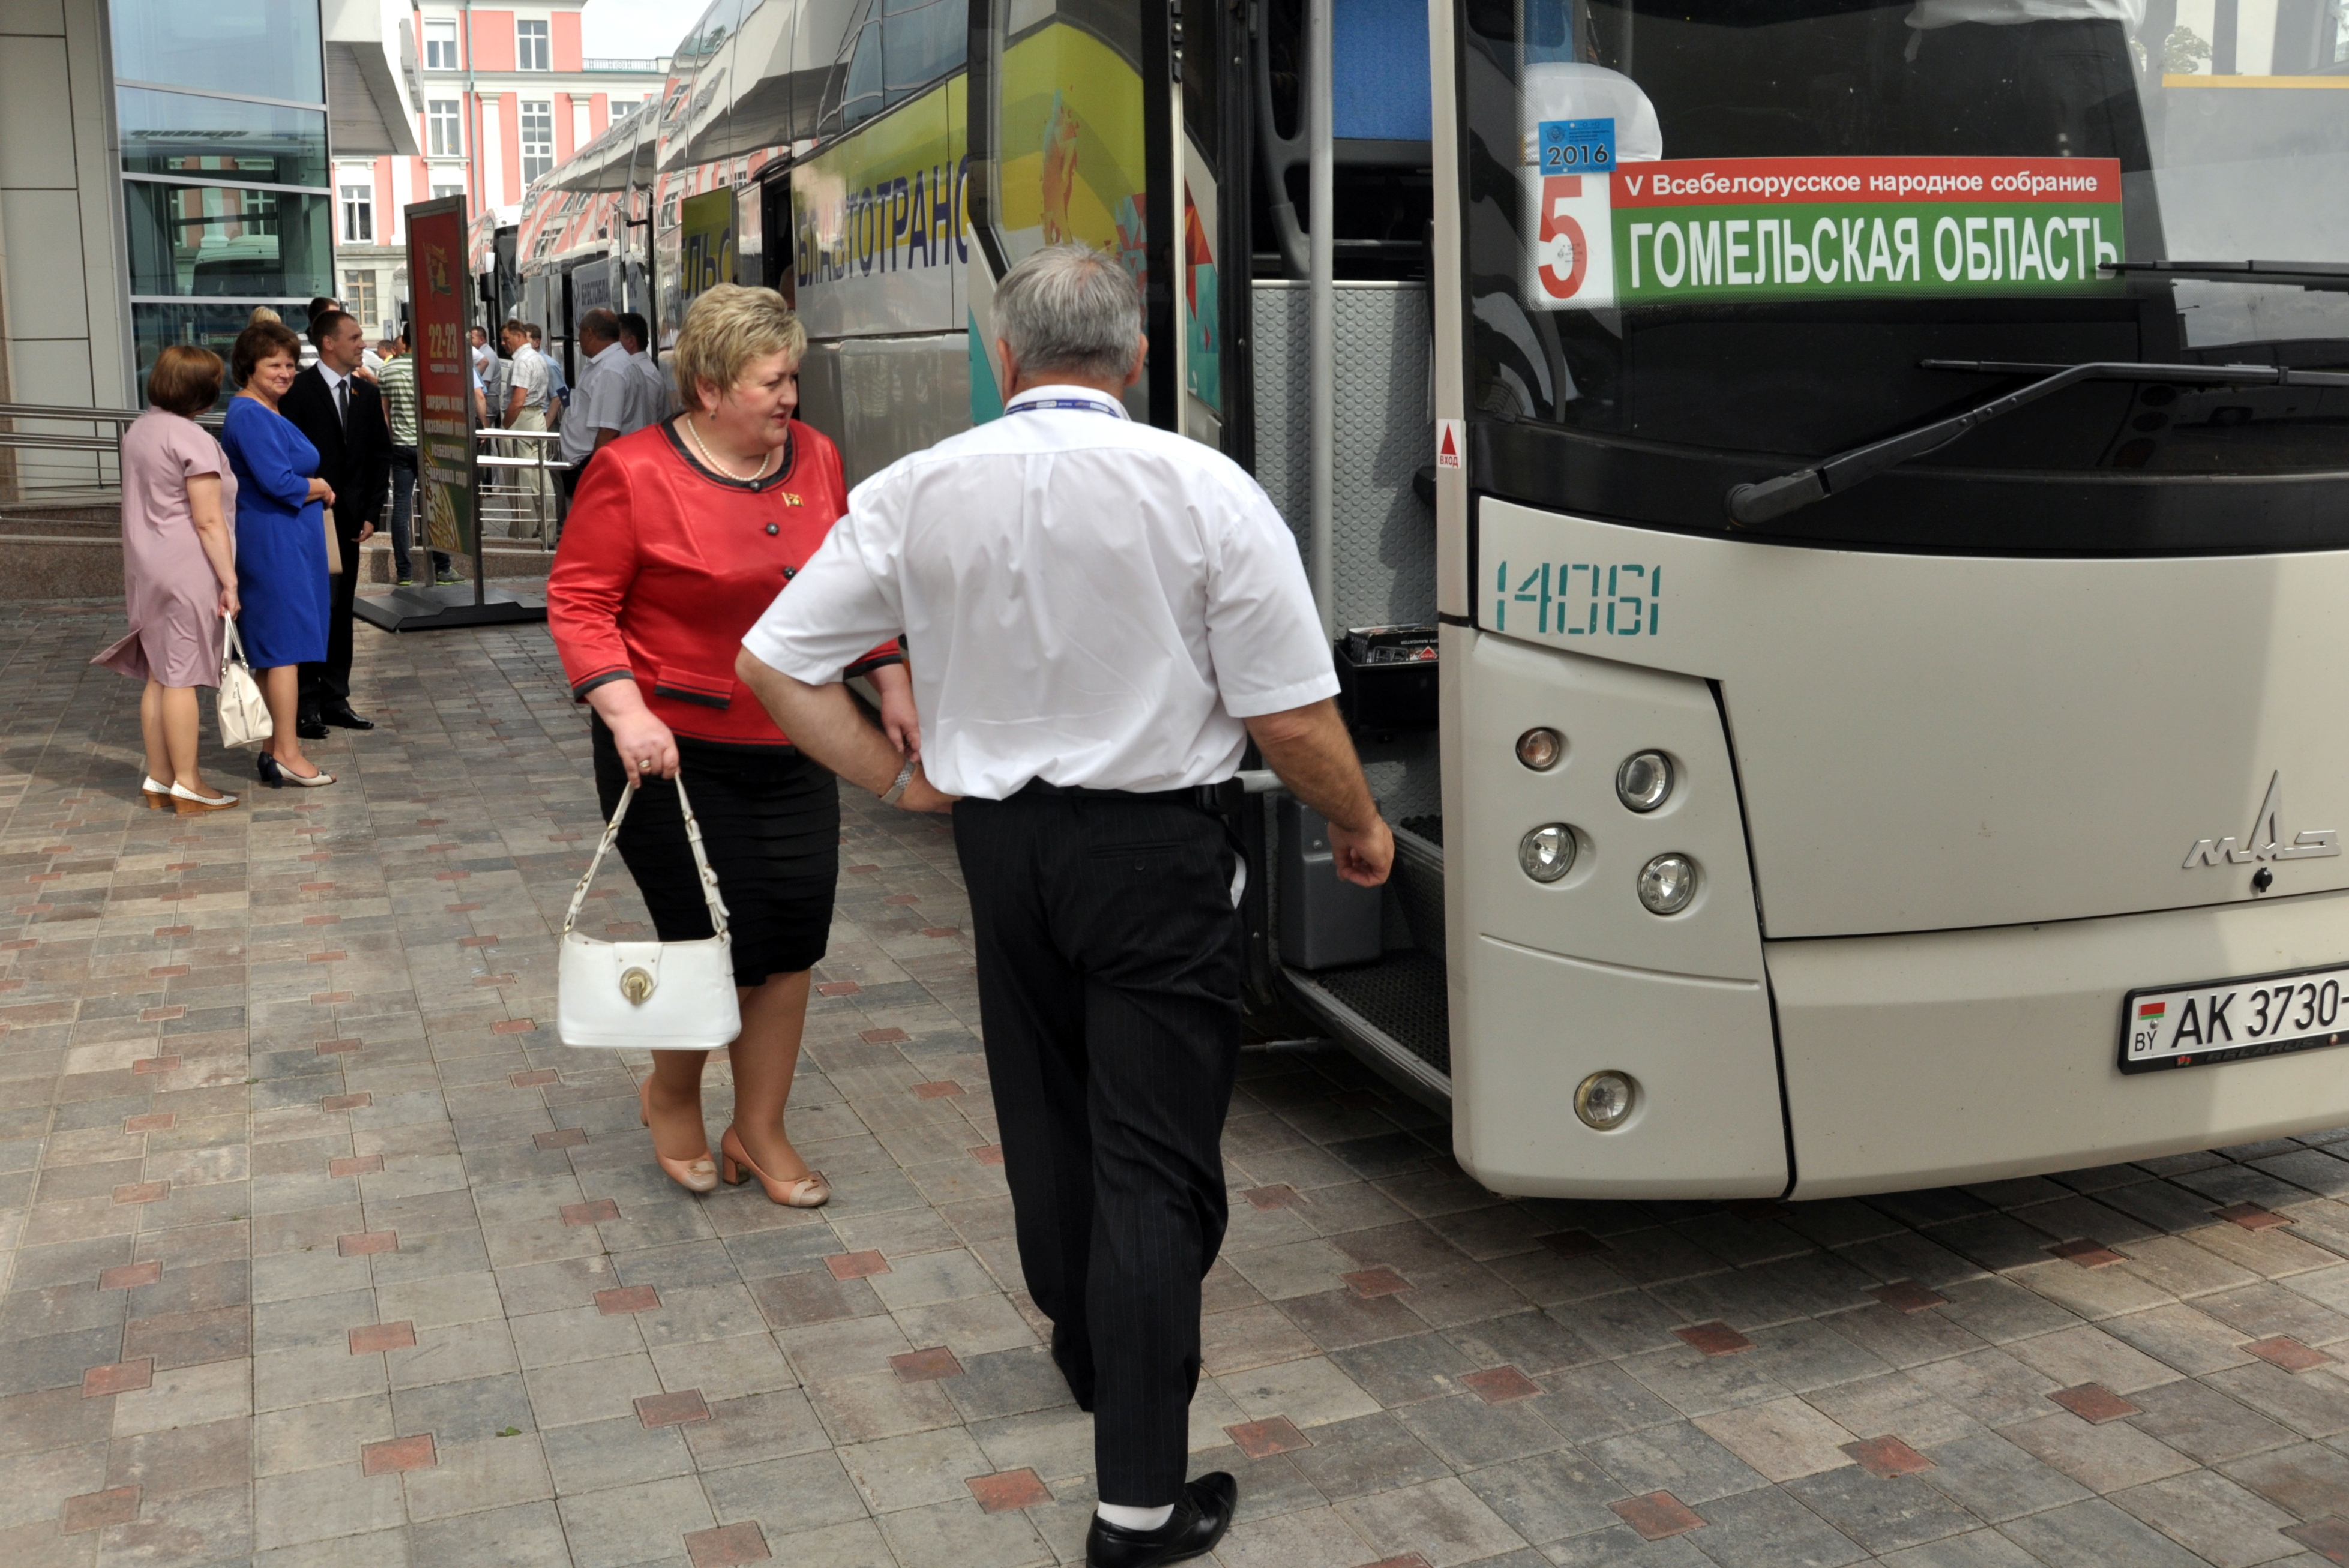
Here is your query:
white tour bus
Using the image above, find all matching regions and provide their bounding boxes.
[516,0,2349,1200]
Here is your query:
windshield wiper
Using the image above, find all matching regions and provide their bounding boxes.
[1724,359,2349,527]
[2104,260,2349,292]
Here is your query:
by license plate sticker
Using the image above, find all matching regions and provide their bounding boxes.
[2120,964,2349,1074]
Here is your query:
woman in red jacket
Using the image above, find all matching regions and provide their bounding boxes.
[549,284,916,1204]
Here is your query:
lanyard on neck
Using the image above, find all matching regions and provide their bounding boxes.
[1006,396,1125,419]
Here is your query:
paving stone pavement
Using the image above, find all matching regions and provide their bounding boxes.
[5,601,2349,1567]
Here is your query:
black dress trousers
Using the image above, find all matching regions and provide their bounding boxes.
[299,517,362,708]
[953,789,1243,1507]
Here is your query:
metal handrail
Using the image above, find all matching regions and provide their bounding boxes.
[473,426,569,548]
[0,401,223,428]
[0,433,122,452]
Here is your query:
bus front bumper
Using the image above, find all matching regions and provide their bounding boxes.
[1774,886,2349,1199]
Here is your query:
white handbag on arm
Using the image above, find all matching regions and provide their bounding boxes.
[216,621,272,749]
[556,774,744,1050]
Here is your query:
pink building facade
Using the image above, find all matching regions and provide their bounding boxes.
[332,2,665,340]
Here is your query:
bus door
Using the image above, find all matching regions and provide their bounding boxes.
[1238,1,1452,1107]
[967,1,1193,429]
[757,163,793,306]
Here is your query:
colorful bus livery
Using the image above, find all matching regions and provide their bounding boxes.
[793,154,970,292]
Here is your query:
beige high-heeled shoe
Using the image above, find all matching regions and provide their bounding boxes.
[720,1125,829,1208]
[639,1078,717,1194]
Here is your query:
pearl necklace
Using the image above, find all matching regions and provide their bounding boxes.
[682,414,777,482]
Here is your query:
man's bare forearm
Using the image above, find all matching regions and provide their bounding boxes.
[1242,699,1378,831]
[735,649,904,795]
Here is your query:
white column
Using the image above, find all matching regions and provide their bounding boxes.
[479,101,504,210]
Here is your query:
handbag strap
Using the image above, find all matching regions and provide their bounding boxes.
[561,772,730,937]
[221,619,247,671]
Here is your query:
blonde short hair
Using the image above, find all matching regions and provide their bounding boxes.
[670,284,807,413]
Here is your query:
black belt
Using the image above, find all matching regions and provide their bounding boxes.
[1017,778,1238,816]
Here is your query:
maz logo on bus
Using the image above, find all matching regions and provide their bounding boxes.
[1493,561,1662,637]
[2183,772,2341,868]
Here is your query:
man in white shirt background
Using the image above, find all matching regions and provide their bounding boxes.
[618,311,672,433]
[498,319,555,537]
[557,308,632,527]
[736,244,1392,1568]
[528,322,569,424]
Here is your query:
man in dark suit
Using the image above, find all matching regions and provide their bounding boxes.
[281,309,388,736]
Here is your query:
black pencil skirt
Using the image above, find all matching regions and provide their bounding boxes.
[591,718,840,987]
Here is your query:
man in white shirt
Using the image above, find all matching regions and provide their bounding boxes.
[617,311,671,433]
[470,327,499,425]
[499,319,555,536]
[558,308,631,521]
[736,244,1392,1568]
[528,322,568,426]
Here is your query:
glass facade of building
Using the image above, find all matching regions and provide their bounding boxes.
[113,0,334,403]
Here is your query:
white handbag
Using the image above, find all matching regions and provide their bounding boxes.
[217,621,272,749]
[557,774,744,1051]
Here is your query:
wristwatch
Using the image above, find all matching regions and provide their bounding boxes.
[879,757,917,805]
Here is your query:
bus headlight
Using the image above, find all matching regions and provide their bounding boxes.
[1616,751,1673,811]
[1515,727,1563,770]
[1518,824,1576,883]
[1638,853,1697,914]
[1575,1070,1635,1129]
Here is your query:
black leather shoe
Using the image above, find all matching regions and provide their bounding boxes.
[1085,1474,1236,1568]
[318,705,374,731]
[294,716,329,740]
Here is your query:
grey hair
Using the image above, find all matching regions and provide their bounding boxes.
[993,243,1142,382]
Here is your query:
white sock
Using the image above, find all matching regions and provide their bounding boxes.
[1096,1502,1174,1532]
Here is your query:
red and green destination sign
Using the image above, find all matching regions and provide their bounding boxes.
[1526,151,2123,310]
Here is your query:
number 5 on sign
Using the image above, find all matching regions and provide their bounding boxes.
[1529,174,1616,310]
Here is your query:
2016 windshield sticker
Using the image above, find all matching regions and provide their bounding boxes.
[1525,156,2123,311]
[1493,561,1661,637]
[1539,119,1616,173]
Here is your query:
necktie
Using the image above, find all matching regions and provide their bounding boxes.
[336,379,350,440]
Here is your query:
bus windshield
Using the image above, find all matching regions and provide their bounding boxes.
[1461,0,2349,551]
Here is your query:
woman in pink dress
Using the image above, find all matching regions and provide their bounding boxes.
[93,345,242,813]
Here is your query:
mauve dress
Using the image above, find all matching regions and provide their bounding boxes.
[92,409,236,687]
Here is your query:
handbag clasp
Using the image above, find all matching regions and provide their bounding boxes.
[620,966,655,1004]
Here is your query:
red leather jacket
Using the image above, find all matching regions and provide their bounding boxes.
[547,419,899,748]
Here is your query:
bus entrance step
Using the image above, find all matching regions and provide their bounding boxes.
[1283,950,1451,1108]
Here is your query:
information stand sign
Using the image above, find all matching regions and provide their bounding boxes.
[357,196,547,632]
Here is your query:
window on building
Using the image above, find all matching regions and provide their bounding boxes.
[340,179,373,242]
[517,18,550,71]
[344,271,378,328]
[424,19,458,70]
[427,99,462,157]
[520,101,554,182]
[430,176,466,202]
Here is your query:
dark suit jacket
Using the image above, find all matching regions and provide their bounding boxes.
[280,365,391,541]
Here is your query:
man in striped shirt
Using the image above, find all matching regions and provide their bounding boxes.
[376,338,455,586]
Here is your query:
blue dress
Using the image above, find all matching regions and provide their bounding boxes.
[221,397,331,669]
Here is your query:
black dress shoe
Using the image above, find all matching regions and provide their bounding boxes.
[294,717,329,740]
[318,704,374,731]
[1085,1474,1236,1568]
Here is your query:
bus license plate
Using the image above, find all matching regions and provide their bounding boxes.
[2120,965,2349,1074]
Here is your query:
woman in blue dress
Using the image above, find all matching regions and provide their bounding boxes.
[221,320,337,788]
